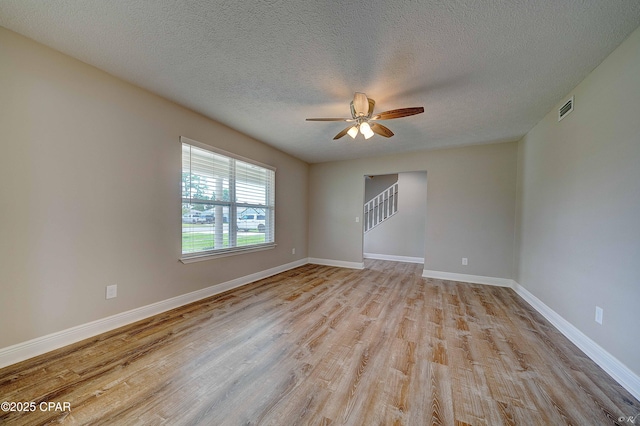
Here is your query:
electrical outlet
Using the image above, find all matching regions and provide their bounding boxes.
[355,216,360,223]
[292,248,296,255]
[595,306,603,324]
[106,285,117,300]
[462,258,468,266]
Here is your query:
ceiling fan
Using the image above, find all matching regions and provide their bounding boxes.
[306,92,424,140]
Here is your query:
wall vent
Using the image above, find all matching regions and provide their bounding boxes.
[558,96,574,121]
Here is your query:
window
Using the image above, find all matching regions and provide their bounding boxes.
[181,136,275,261]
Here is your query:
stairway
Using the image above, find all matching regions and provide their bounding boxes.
[364,182,398,232]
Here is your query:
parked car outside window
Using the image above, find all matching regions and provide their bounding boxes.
[182,213,206,224]
[237,214,266,232]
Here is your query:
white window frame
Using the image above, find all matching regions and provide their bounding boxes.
[180,136,276,263]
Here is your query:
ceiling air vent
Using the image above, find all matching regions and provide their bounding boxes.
[558,96,574,121]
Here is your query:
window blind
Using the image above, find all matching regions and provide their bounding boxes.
[181,137,275,259]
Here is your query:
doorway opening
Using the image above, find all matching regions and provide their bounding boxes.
[363,172,427,264]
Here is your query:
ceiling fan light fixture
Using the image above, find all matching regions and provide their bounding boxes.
[360,121,374,139]
[347,125,359,139]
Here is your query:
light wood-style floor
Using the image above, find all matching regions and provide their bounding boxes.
[1,260,638,425]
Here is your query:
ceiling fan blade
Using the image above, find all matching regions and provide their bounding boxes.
[353,92,369,116]
[370,122,394,138]
[306,118,352,121]
[373,107,424,120]
[333,126,353,140]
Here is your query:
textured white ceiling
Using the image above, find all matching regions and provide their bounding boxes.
[1,1,640,163]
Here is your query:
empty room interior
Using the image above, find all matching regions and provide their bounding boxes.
[1,1,640,424]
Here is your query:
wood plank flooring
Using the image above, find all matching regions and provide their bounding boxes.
[1,260,638,425]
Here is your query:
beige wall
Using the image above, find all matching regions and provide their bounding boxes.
[309,142,518,278]
[0,27,309,349]
[364,173,398,203]
[515,25,640,374]
[364,172,427,258]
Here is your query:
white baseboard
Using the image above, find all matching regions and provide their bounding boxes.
[0,258,309,369]
[308,257,364,270]
[5,259,637,402]
[422,269,514,287]
[512,281,640,401]
[364,253,424,264]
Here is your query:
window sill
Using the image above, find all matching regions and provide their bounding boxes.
[180,243,277,264]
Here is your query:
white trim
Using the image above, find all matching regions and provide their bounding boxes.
[422,269,514,287]
[308,258,364,270]
[180,243,276,263]
[364,253,424,264]
[0,258,308,369]
[512,281,640,401]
